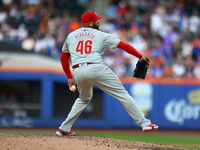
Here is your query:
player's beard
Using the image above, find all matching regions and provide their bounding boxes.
[92,24,99,30]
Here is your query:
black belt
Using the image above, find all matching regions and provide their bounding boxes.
[72,63,93,69]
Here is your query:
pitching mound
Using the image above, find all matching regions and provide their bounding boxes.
[0,133,191,150]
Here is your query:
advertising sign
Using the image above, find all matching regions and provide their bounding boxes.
[152,85,200,129]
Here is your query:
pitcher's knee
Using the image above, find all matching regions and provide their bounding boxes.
[79,97,91,103]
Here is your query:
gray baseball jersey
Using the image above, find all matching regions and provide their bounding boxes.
[62,27,120,66]
[59,27,151,132]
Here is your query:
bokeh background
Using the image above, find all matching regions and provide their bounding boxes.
[0,0,200,130]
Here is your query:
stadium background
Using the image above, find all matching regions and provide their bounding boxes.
[0,0,200,130]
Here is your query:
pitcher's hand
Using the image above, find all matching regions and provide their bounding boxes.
[68,79,77,92]
[139,56,147,62]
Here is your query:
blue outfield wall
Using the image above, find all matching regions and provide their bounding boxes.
[0,72,200,129]
[152,84,200,129]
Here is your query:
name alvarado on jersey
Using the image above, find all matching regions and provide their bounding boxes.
[74,32,95,39]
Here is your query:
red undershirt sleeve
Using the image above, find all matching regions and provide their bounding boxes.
[60,52,73,79]
[117,41,143,59]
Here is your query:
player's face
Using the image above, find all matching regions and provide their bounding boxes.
[91,20,100,30]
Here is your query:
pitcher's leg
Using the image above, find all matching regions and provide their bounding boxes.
[59,97,91,132]
[95,65,151,126]
[59,75,93,132]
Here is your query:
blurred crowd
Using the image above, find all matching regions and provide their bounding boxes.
[0,0,200,79]
[102,0,200,78]
[0,0,86,57]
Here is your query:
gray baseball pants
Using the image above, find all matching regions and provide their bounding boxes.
[59,63,151,132]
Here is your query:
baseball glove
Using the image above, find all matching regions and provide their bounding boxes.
[133,57,149,79]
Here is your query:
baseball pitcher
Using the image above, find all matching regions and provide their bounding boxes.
[56,11,158,136]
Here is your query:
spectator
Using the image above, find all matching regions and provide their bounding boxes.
[6,24,21,46]
[193,59,200,79]
[43,33,56,57]
[184,54,195,78]
[172,61,186,78]
[104,1,118,19]
[150,5,165,35]
[34,35,46,54]
[17,23,28,41]
[103,48,115,69]
[188,9,200,35]
[112,50,126,77]
[129,33,148,55]
[117,1,128,16]
[0,8,7,23]
[0,24,5,41]
[150,57,164,78]
[172,52,186,78]
[181,39,193,58]
[192,36,200,61]
[162,65,173,78]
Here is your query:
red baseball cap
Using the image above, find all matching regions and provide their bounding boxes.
[81,11,104,23]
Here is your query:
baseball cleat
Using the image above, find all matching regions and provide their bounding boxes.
[142,123,158,132]
[56,129,75,136]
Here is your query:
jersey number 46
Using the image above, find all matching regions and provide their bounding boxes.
[76,40,93,54]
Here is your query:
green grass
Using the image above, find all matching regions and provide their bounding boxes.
[77,132,200,150]
[93,133,199,144]
[1,129,199,149]
[0,130,53,135]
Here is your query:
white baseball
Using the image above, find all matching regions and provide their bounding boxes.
[69,85,76,91]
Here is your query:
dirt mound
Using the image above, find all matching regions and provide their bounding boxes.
[0,133,192,150]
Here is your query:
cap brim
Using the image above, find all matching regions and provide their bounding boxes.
[96,16,104,21]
